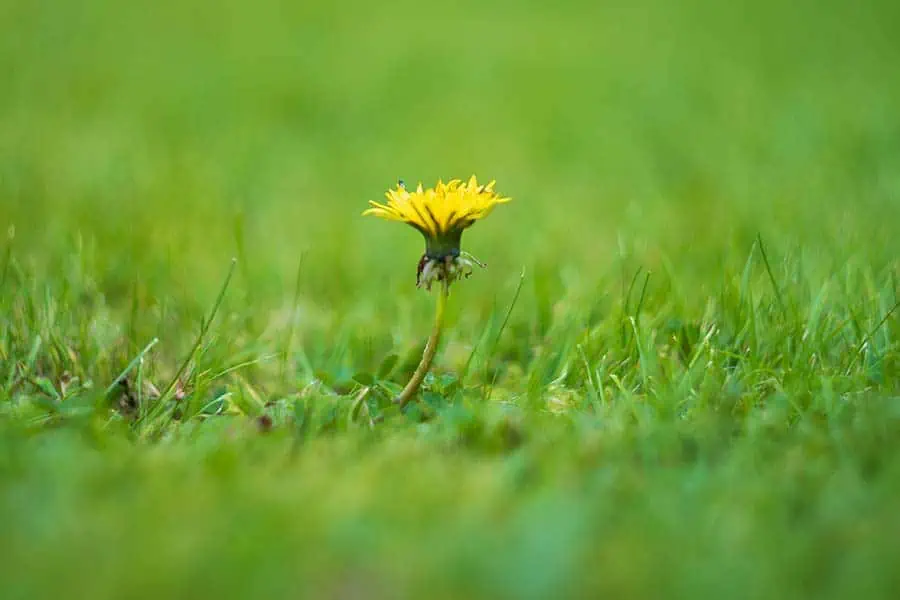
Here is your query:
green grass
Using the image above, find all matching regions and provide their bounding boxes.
[2,0,900,597]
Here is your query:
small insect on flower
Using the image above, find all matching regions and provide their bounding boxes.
[363,175,511,289]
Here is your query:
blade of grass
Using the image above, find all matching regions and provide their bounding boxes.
[281,252,306,382]
[577,344,600,410]
[209,353,277,383]
[105,337,160,395]
[739,237,757,306]
[482,267,526,401]
[757,233,788,319]
[846,297,900,373]
[621,266,643,346]
[634,271,651,324]
[136,346,146,417]
[629,316,657,388]
[0,226,13,291]
[461,269,526,383]
[139,258,237,429]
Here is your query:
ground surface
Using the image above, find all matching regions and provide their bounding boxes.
[2,0,900,598]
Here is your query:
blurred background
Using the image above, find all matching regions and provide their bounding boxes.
[3,0,899,307]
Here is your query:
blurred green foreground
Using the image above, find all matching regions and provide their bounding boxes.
[2,0,900,597]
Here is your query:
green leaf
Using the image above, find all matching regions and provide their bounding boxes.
[376,353,399,378]
[314,370,335,388]
[34,377,60,401]
[423,391,445,410]
[352,372,375,386]
[438,373,460,394]
[376,380,402,398]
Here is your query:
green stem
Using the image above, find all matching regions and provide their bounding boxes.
[395,278,449,408]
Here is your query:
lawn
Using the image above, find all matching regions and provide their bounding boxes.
[2,0,900,597]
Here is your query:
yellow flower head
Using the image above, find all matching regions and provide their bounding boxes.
[364,175,511,288]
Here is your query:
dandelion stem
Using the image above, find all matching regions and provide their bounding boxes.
[395,277,449,408]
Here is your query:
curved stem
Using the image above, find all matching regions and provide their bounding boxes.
[395,278,449,408]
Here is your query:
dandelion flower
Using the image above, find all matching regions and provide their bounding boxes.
[363,175,511,409]
[364,175,510,289]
